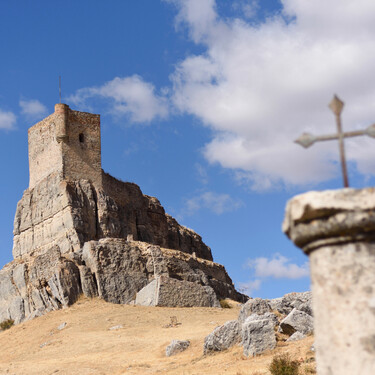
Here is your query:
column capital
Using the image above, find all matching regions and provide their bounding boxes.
[283,188,375,254]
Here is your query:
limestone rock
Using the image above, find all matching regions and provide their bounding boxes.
[203,320,241,354]
[279,308,314,336]
[0,247,81,325]
[135,276,220,308]
[269,292,312,315]
[242,318,276,357]
[13,173,214,262]
[243,312,278,327]
[166,340,190,357]
[238,298,271,323]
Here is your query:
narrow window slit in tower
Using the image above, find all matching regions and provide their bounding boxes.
[79,133,84,143]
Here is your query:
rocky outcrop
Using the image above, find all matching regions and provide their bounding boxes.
[0,247,81,324]
[203,292,313,357]
[268,292,312,315]
[13,173,213,261]
[1,173,247,325]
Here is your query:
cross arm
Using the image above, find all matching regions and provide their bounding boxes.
[295,123,375,148]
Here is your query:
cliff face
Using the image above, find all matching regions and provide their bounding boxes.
[13,172,212,261]
[1,172,246,325]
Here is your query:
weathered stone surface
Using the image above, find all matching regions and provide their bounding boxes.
[136,276,220,307]
[268,292,312,315]
[238,298,271,323]
[166,340,190,357]
[203,320,241,354]
[283,187,375,253]
[13,173,213,261]
[284,188,375,374]
[243,312,278,327]
[242,318,276,357]
[0,247,82,324]
[279,308,313,336]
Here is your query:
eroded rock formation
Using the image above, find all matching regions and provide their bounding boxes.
[0,103,247,325]
[1,173,246,324]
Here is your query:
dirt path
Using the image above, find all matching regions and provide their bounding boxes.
[0,297,314,375]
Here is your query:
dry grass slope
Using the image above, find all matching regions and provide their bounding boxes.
[0,297,314,375]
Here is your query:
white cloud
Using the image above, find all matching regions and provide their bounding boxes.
[184,191,243,215]
[247,253,309,279]
[0,109,16,130]
[237,279,261,296]
[168,0,375,188]
[69,75,168,123]
[19,99,47,120]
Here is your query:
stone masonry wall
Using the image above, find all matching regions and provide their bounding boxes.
[28,105,102,190]
[62,110,102,187]
[28,114,63,189]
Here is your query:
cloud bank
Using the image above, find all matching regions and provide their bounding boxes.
[169,0,375,188]
[70,0,375,188]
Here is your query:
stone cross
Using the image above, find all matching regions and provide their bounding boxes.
[295,95,375,187]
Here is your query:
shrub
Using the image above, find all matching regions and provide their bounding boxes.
[0,319,14,331]
[268,354,300,375]
[219,299,232,308]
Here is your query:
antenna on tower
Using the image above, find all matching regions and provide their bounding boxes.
[59,76,62,103]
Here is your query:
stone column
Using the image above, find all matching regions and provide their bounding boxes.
[283,188,375,375]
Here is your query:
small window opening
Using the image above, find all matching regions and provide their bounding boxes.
[79,133,84,143]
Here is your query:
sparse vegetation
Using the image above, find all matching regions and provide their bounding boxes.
[220,299,232,308]
[268,353,300,375]
[0,318,14,331]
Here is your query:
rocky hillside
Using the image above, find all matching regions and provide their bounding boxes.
[0,295,315,375]
[1,171,246,326]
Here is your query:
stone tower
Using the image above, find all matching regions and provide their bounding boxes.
[28,103,102,189]
[0,104,247,326]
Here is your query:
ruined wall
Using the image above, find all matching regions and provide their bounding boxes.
[28,114,63,189]
[28,105,102,190]
[62,110,102,187]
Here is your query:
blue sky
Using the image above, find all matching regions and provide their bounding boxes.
[1,0,375,299]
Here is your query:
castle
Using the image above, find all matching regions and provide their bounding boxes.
[28,103,102,189]
[1,104,246,325]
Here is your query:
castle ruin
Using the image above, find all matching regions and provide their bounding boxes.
[1,104,246,324]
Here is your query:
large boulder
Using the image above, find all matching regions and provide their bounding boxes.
[279,308,314,335]
[203,320,241,354]
[135,276,220,307]
[0,247,81,325]
[269,292,312,315]
[242,317,277,357]
[238,298,271,323]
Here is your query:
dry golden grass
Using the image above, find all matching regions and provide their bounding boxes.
[0,297,314,375]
